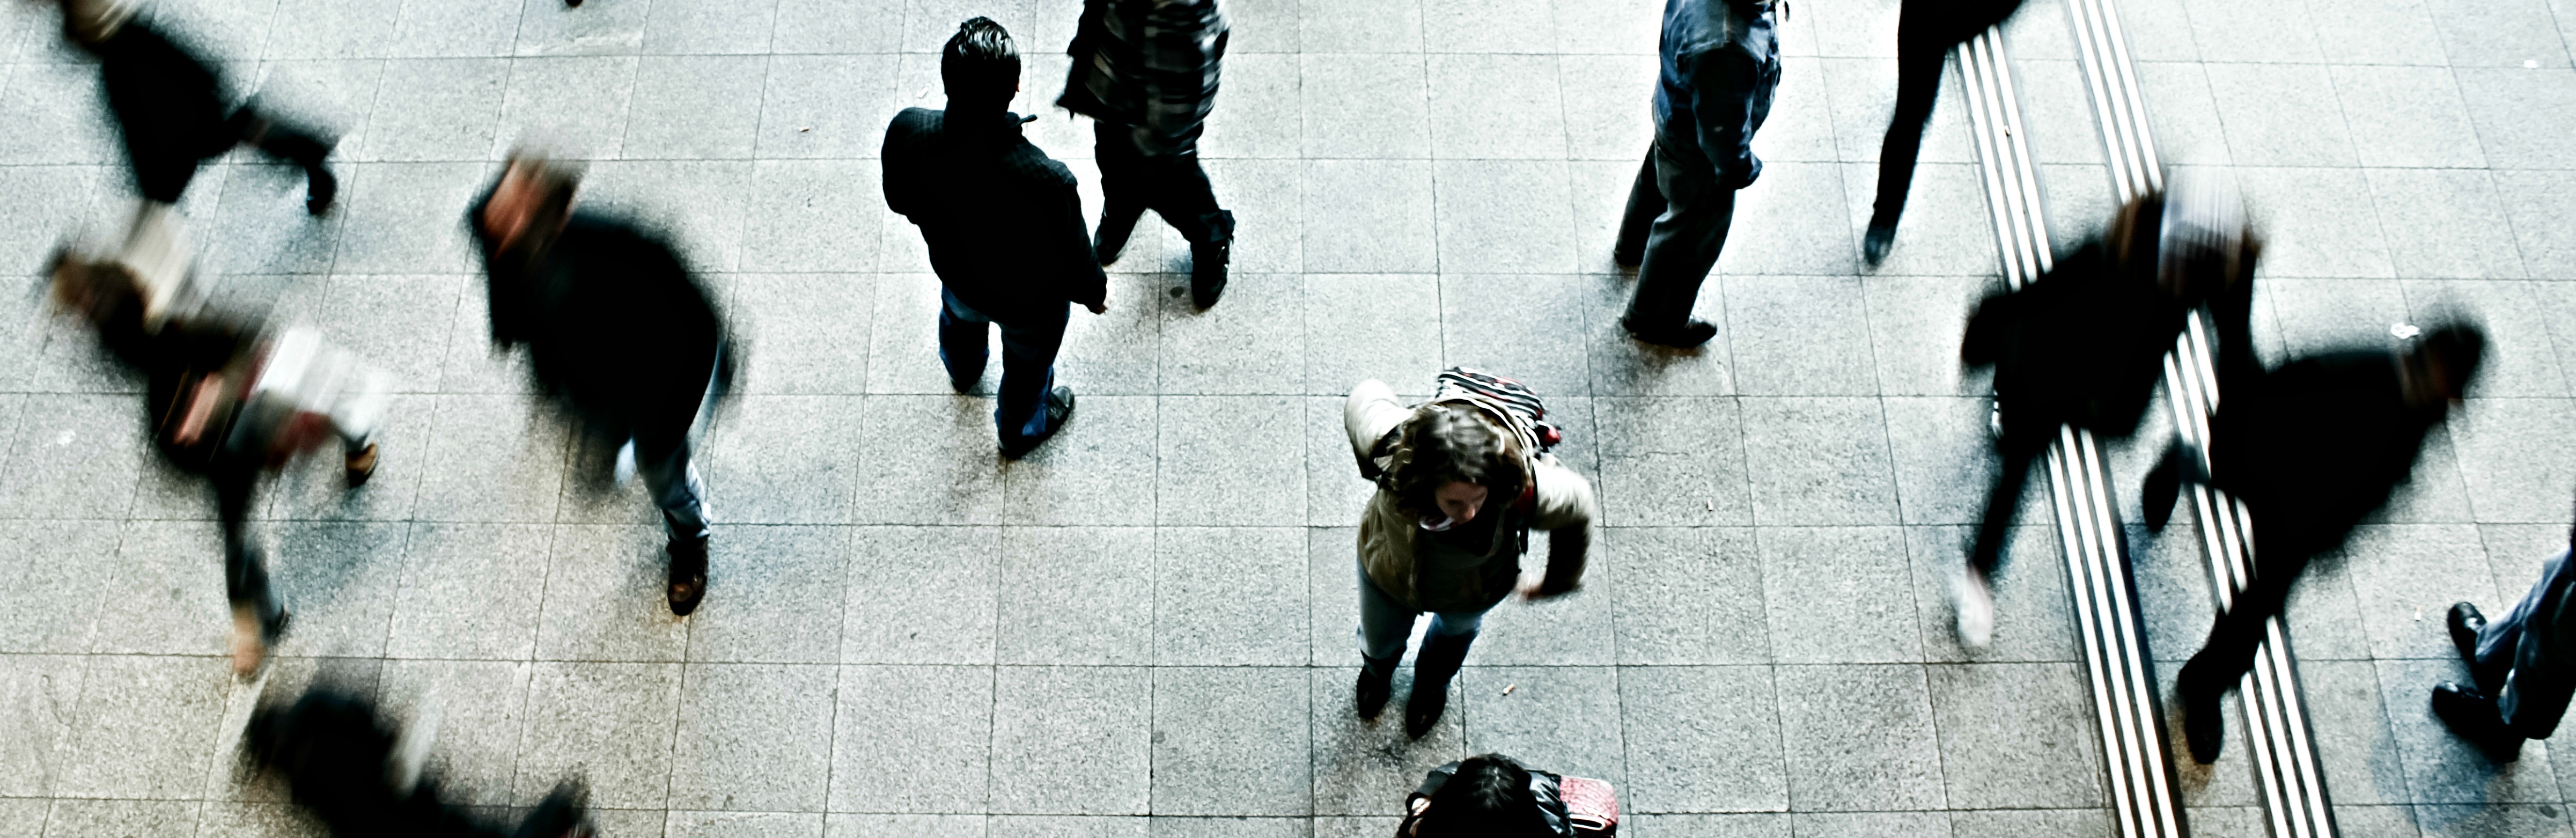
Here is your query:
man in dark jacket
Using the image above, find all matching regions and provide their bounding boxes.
[1862,0,2023,266]
[248,687,594,837]
[1612,0,1780,349]
[1057,0,1233,308]
[888,17,1109,459]
[470,156,729,617]
[2437,523,2576,763]
[2144,315,2486,763]
[1954,189,2250,647]
[58,0,337,215]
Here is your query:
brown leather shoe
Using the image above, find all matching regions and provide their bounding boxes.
[344,443,378,487]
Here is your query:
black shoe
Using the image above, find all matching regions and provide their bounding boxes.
[1000,387,1076,459]
[1403,629,1476,739]
[305,165,338,216]
[2142,450,2182,532]
[666,534,709,616]
[520,781,593,838]
[1189,240,1228,309]
[1863,222,1896,267]
[1356,658,1396,721]
[2432,682,2523,762]
[1403,678,1449,740]
[2448,602,2486,664]
[1613,239,1645,269]
[1621,317,1718,349]
[1094,205,1144,267]
[948,376,975,394]
[2176,661,2226,764]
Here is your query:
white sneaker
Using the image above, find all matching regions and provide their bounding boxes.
[1953,572,1996,649]
[230,605,268,677]
[612,440,636,487]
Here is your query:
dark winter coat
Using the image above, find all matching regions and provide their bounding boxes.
[882,107,1109,319]
[1961,240,2197,439]
[88,21,241,202]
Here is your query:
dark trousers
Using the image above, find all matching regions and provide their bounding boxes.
[2475,550,2576,738]
[1094,122,1232,245]
[2171,449,2342,701]
[1870,0,2025,229]
[1967,411,2056,578]
[129,108,331,204]
[1615,142,1738,332]
[211,459,281,628]
[938,290,1070,447]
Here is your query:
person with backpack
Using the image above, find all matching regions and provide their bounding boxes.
[1954,185,2251,648]
[1397,753,1620,838]
[1344,371,1596,739]
[1610,0,1780,348]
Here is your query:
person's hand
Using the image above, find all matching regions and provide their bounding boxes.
[1517,578,1577,601]
[1085,298,1108,315]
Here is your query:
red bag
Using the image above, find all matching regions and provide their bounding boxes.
[1557,776,1620,836]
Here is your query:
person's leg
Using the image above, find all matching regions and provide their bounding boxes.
[1353,562,1412,718]
[937,289,991,394]
[1140,151,1232,308]
[1624,144,1735,346]
[215,465,283,674]
[993,301,1073,456]
[2175,542,2308,762]
[232,108,337,214]
[1956,420,2048,647]
[636,432,711,615]
[1613,148,1664,268]
[1866,0,1955,261]
[1091,122,1152,266]
[1403,607,1488,738]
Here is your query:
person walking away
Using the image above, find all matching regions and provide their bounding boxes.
[1610,0,1780,348]
[248,686,595,837]
[888,17,1109,459]
[1398,753,1621,837]
[55,0,337,298]
[1058,0,1234,308]
[2431,510,2576,763]
[2140,317,2486,763]
[1861,0,2023,266]
[469,155,731,617]
[1345,370,1595,739]
[1953,186,2253,647]
[47,250,389,675]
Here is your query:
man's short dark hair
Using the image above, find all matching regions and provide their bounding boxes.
[941,17,1020,109]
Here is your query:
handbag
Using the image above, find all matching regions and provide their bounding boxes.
[1556,775,1620,836]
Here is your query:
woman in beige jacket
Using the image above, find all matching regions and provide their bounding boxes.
[1345,379,1598,739]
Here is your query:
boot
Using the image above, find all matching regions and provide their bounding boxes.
[1863,219,1896,267]
[2432,682,2523,762]
[1188,210,1233,310]
[1356,653,1399,720]
[1404,628,1476,740]
[247,117,338,215]
[666,528,709,617]
[1093,202,1145,267]
[2448,602,2486,664]
[2175,656,2227,764]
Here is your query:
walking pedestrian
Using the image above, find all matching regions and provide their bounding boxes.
[2143,318,2486,763]
[1610,0,1782,348]
[1344,372,1595,739]
[1398,753,1621,838]
[1861,0,2024,266]
[886,17,1108,459]
[1058,0,1234,308]
[248,686,594,837]
[47,250,389,675]
[2429,512,2576,763]
[469,154,732,617]
[1953,187,2253,646]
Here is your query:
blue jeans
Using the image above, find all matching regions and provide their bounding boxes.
[1357,560,1490,660]
[938,289,1069,446]
[2476,550,2576,737]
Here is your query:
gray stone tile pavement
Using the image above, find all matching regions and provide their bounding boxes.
[5,0,2576,834]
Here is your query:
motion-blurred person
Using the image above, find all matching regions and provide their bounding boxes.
[2143,317,2486,763]
[1345,371,1595,739]
[48,249,387,674]
[54,0,337,292]
[1058,0,1234,308]
[1610,0,1780,348]
[1953,187,2254,647]
[887,18,1107,459]
[248,686,593,837]
[469,154,732,617]
[2434,516,2576,763]
[1861,0,2023,266]
[1397,753,1620,837]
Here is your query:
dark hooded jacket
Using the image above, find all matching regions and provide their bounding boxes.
[1960,240,2200,438]
[468,187,725,447]
[1654,0,1780,189]
[882,107,1108,320]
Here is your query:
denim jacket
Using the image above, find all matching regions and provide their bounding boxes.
[1653,0,1780,189]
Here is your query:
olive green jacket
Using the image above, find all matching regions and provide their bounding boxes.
[1343,379,1596,611]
